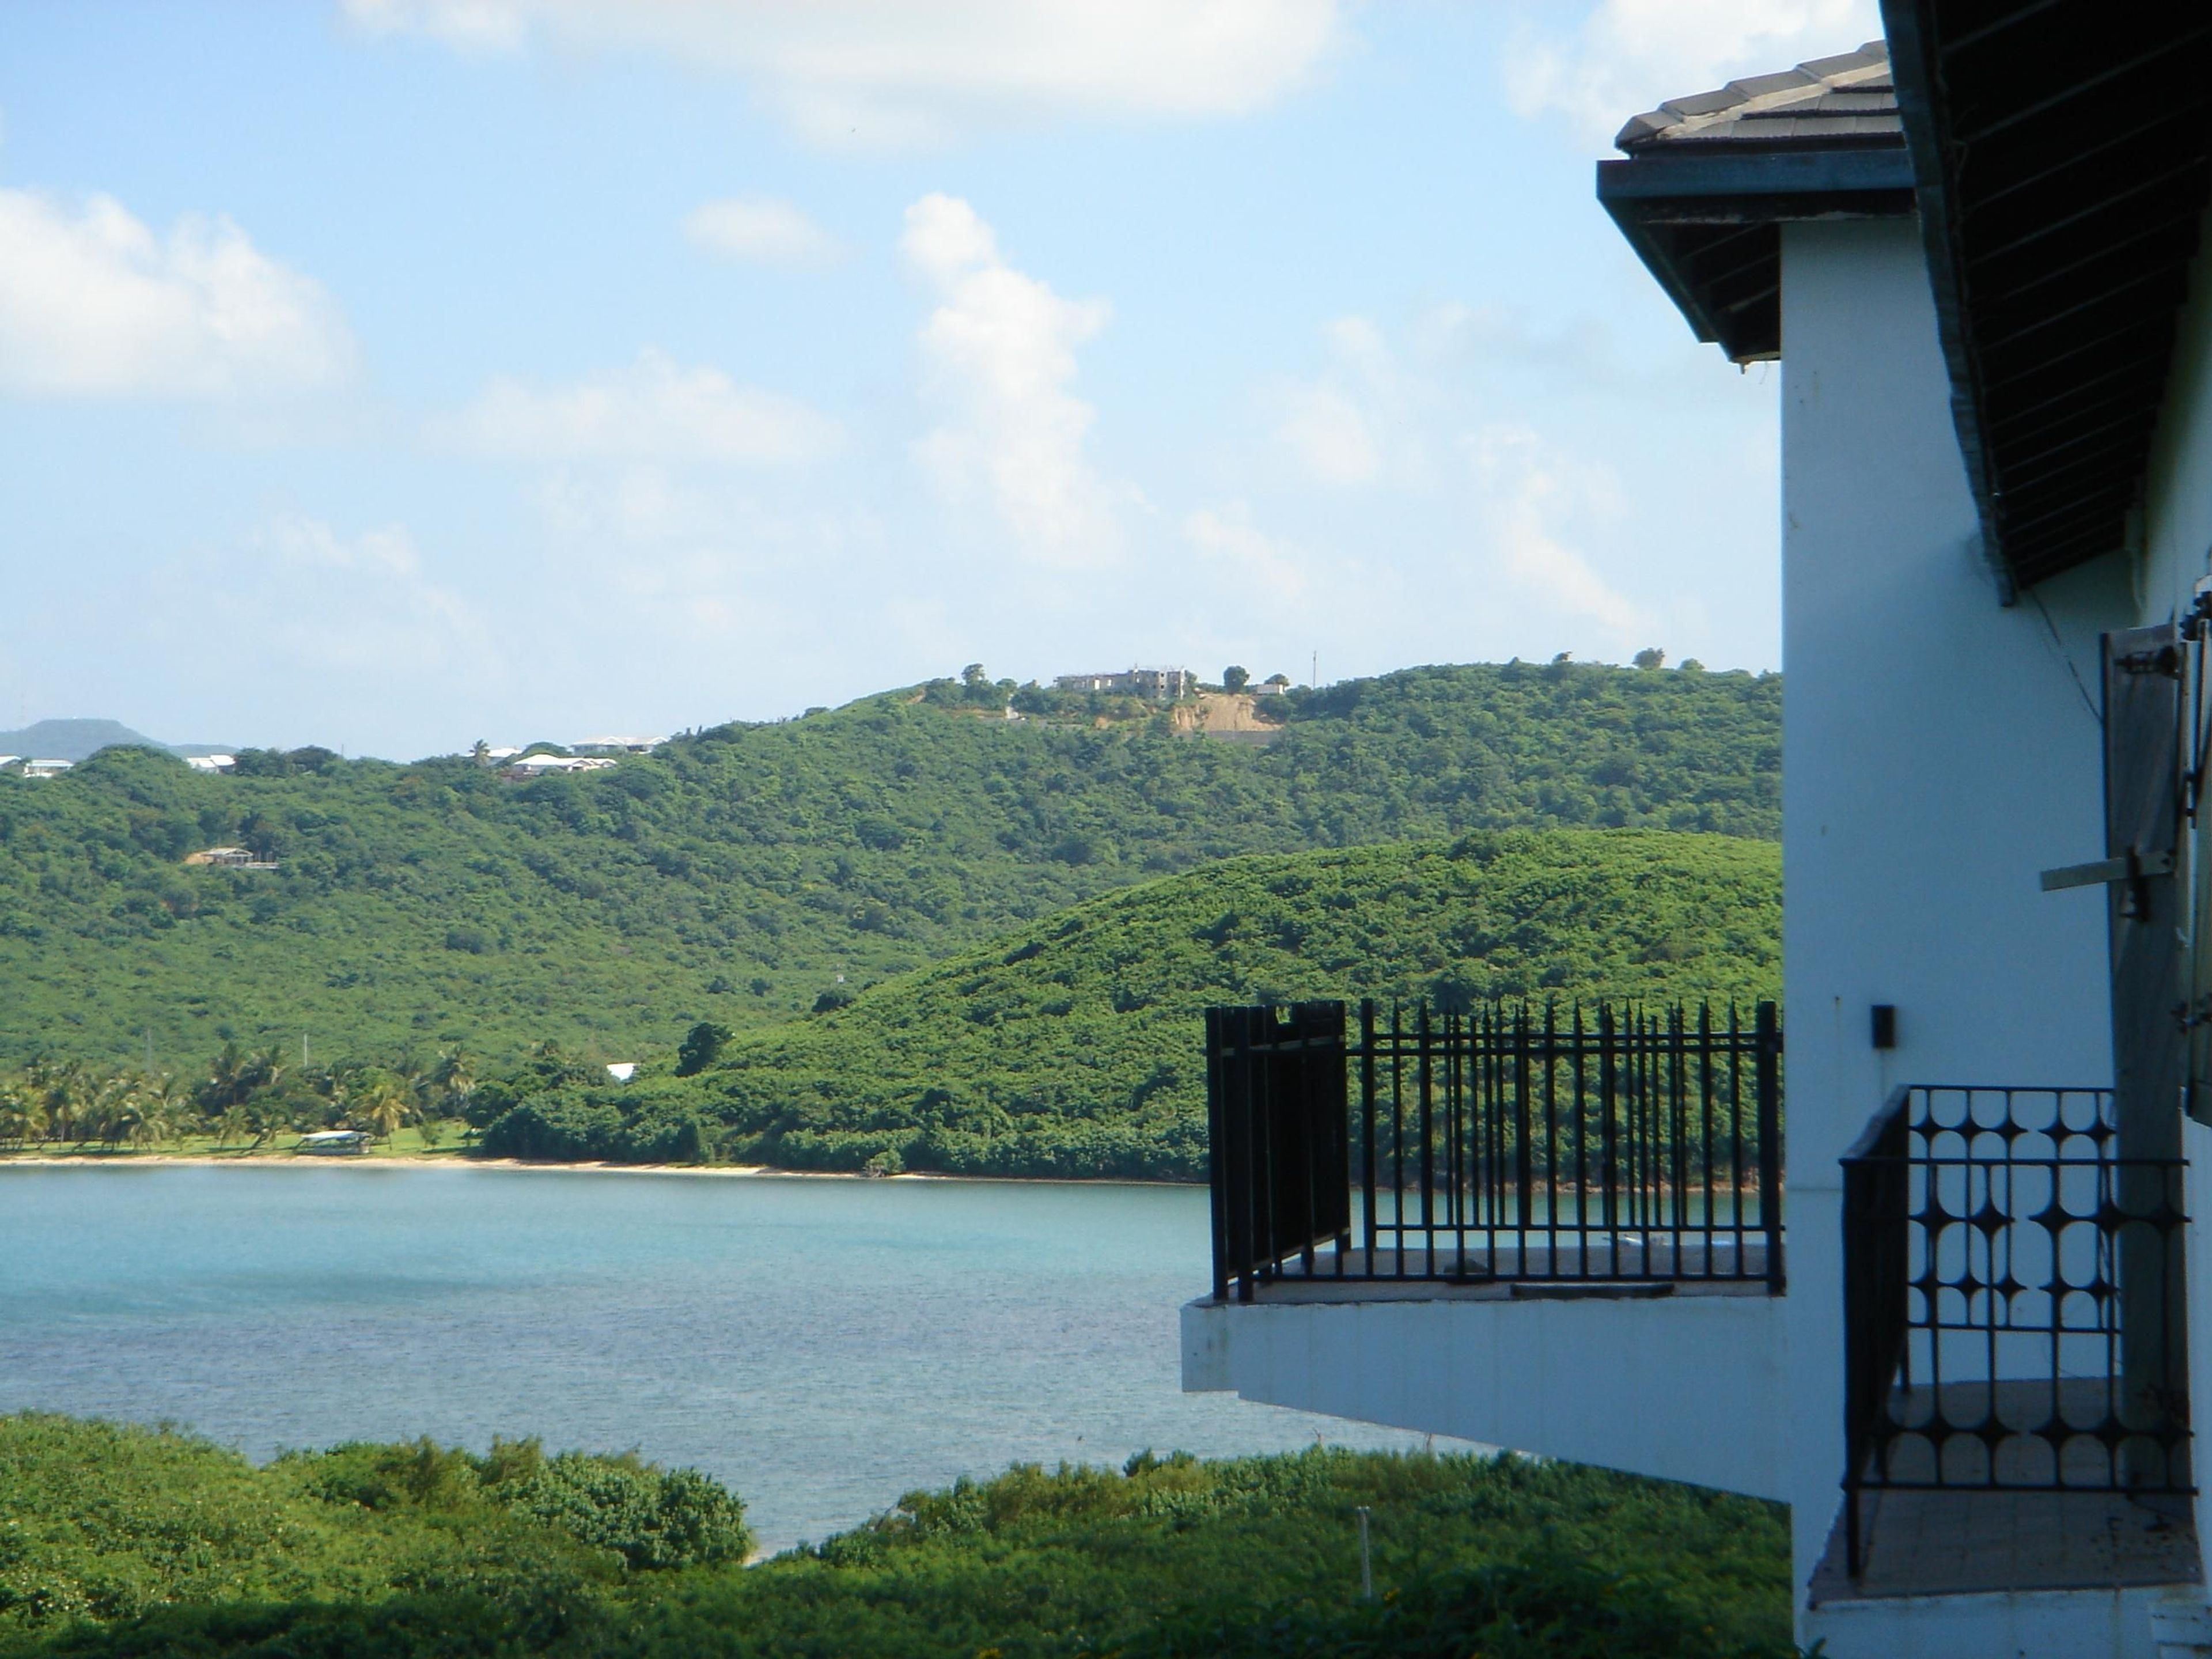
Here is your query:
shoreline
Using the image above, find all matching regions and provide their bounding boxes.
[0,1152,1201,1187]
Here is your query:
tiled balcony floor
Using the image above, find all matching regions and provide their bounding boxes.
[1809,1487,2198,1602]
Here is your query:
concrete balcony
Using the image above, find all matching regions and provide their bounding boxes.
[1185,998,1789,1498]
[1182,1266,1787,1498]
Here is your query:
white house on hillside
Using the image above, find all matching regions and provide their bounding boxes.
[506,752,616,777]
[1184,9,2212,1656]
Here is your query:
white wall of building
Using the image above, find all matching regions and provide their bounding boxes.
[1810,1585,2177,1659]
[1181,1291,1786,1499]
[2133,204,2212,1588]
[1778,218,2132,1613]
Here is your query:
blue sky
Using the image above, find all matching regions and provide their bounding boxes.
[0,1,1877,758]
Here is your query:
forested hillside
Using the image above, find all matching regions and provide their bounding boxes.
[482,830,1782,1179]
[0,660,1777,1071]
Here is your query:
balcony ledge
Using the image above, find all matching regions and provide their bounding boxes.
[1182,1281,1786,1501]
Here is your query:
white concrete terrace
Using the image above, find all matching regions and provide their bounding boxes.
[1180,1273,1790,1501]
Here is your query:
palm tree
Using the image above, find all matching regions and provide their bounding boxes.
[431,1048,475,1119]
[217,1102,253,1152]
[32,1060,82,1144]
[118,1086,175,1152]
[82,1072,136,1150]
[203,1042,249,1109]
[0,1078,46,1147]
[248,1092,294,1149]
[355,1078,409,1142]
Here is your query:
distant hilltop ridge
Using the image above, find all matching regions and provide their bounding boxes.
[0,718,234,763]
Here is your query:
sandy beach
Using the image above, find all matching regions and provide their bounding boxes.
[0,1151,1195,1184]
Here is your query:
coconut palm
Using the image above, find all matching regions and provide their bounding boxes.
[0,1079,46,1147]
[247,1092,294,1148]
[430,1048,476,1118]
[216,1102,253,1150]
[31,1060,82,1143]
[354,1078,410,1142]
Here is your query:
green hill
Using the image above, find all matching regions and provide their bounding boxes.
[483,830,1782,1179]
[0,660,1777,1073]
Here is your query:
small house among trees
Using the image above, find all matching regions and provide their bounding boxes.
[184,846,279,871]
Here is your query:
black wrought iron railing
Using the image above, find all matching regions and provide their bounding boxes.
[1839,1086,2192,1577]
[1206,998,1782,1302]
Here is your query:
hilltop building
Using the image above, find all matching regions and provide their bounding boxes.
[184,847,278,871]
[1052,668,1193,699]
[506,752,616,777]
[1184,10,2212,1656]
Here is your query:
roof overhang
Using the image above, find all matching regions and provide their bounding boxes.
[1879,3,2212,596]
[1599,146,1916,362]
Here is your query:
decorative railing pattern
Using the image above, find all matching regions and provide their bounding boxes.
[1839,1085,2192,1576]
[1205,999,1782,1301]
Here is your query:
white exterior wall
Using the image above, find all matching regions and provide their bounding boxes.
[2134,206,2212,1582]
[1181,1291,1786,1499]
[1778,219,2131,1621]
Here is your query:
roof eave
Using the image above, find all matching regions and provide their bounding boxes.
[1879,0,2016,603]
[1597,145,1916,365]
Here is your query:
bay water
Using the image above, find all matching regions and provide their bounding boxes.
[0,1164,1452,1551]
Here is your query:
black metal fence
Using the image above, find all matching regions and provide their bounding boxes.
[1206,1002,1353,1304]
[1206,998,1782,1301]
[1839,1086,2192,1576]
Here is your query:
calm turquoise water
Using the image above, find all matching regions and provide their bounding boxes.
[0,1165,1448,1551]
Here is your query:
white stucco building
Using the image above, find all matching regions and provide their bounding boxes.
[1184,9,2212,1654]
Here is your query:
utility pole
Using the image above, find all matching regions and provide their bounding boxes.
[302,1032,310,1070]
[144,1027,153,1071]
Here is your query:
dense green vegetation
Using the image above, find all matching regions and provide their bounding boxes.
[493,828,1781,1177]
[0,828,1779,1176]
[0,661,1777,1074]
[0,1415,747,1633]
[0,1416,1792,1658]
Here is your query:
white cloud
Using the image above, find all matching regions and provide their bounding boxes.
[1183,504,1310,599]
[433,347,839,464]
[902,193,1121,565]
[228,514,495,679]
[1270,313,1438,487]
[1277,388,1378,484]
[1468,424,1643,638]
[0,188,355,399]
[341,0,1343,146]
[1505,0,1882,147]
[683,196,842,268]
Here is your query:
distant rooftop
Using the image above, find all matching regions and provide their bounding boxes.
[1616,42,1899,152]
